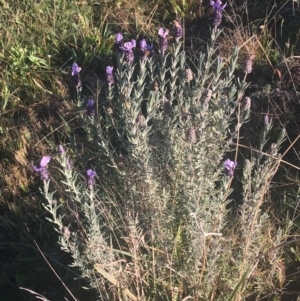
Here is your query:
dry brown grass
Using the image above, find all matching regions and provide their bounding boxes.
[279,57,300,93]
[100,0,160,38]
[217,27,260,63]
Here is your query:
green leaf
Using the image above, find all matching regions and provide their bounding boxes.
[226,271,248,301]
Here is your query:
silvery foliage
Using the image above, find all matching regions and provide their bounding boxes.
[40,28,289,300]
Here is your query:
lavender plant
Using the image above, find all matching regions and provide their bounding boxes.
[37,25,290,301]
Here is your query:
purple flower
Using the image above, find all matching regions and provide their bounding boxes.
[106,66,115,85]
[58,145,65,154]
[71,63,81,76]
[115,33,123,43]
[264,114,272,126]
[114,33,124,53]
[210,0,227,10]
[224,159,237,177]
[120,40,136,52]
[119,40,136,63]
[106,66,113,74]
[71,62,82,88]
[87,169,96,186]
[130,39,136,48]
[173,20,183,41]
[158,27,169,38]
[158,28,169,53]
[87,99,95,117]
[34,155,51,180]
[140,39,153,52]
[243,56,253,74]
[34,156,51,170]
[210,0,227,28]
[140,39,147,51]
[139,39,154,60]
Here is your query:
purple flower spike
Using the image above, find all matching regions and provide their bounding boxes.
[213,10,223,27]
[87,99,95,117]
[139,39,154,60]
[140,39,147,51]
[115,33,123,43]
[58,145,65,154]
[131,39,136,48]
[40,155,51,168]
[71,62,82,89]
[264,114,272,125]
[87,169,97,186]
[119,40,136,63]
[34,155,51,180]
[224,159,237,177]
[106,66,115,85]
[264,115,269,124]
[114,33,124,53]
[210,0,227,28]
[158,28,169,53]
[173,20,183,40]
[71,63,81,76]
